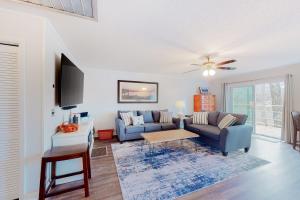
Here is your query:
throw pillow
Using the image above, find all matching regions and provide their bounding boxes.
[152,109,168,122]
[218,114,237,129]
[138,111,154,123]
[160,111,173,123]
[193,112,208,125]
[120,112,134,126]
[132,115,144,126]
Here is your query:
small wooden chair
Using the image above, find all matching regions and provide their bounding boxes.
[39,144,91,200]
[291,111,300,150]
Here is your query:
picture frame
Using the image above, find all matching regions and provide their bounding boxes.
[117,80,159,103]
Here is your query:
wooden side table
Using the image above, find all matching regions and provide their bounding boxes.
[38,144,91,200]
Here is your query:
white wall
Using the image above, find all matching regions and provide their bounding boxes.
[43,21,75,152]
[0,8,44,197]
[209,63,300,111]
[0,8,76,199]
[80,68,207,131]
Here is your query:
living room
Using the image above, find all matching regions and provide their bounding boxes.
[0,1,300,200]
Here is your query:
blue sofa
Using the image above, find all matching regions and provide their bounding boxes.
[115,110,180,142]
[184,112,253,156]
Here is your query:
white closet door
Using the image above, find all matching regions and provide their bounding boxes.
[0,44,21,200]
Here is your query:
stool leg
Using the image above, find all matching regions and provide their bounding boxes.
[39,159,47,200]
[87,149,91,178]
[51,161,56,187]
[83,153,90,197]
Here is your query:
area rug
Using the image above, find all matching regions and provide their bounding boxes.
[112,138,269,200]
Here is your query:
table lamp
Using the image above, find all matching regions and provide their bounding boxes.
[175,100,186,119]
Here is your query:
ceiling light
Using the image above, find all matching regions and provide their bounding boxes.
[203,70,209,77]
[209,69,216,76]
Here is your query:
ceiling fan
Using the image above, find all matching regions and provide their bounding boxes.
[184,56,237,77]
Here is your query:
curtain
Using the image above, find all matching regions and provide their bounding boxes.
[282,74,293,143]
[222,83,230,112]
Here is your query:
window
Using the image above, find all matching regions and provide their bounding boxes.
[17,0,97,19]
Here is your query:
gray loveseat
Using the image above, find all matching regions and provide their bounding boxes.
[115,110,180,142]
[184,112,253,156]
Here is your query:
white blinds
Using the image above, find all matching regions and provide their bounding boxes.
[0,44,21,200]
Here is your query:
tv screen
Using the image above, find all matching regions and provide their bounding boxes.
[59,54,84,108]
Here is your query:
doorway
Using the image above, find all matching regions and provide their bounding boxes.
[226,79,285,139]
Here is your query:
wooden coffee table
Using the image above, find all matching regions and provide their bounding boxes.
[141,129,199,153]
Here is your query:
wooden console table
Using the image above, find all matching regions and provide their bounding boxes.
[52,119,94,184]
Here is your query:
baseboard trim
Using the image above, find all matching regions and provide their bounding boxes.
[23,191,38,200]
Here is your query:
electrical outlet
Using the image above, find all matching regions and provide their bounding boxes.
[51,108,55,116]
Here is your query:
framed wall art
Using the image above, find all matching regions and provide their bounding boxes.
[117,80,158,103]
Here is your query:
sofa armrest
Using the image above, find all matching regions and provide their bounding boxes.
[219,125,253,153]
[183,118,192,129]
[115,118,126,142]
[172,117,181,129]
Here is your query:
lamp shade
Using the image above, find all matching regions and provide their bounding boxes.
[175,100,186,109]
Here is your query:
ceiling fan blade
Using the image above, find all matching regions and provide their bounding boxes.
[191,64,202,66]
[216,66,237,70]
[183,68,202,74]
[216,59,236,66]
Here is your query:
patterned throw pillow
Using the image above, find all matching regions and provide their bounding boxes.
[160,111,173,123]
[132,115,144,126]
[193,112,208,125]
[120,112,134,126]
[218,114,237,129]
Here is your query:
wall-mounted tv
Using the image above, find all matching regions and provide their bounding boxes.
[58,54,84,109]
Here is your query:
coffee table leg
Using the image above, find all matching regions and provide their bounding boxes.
[194,141,198,152]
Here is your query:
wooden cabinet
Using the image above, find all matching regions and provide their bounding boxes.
[194,94,216,112]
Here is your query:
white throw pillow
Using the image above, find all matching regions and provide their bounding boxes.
[120,112,134,126]
[218,114,237,129]
[132,115,144,126]
[193,112,208,125]
[160,111,173,123]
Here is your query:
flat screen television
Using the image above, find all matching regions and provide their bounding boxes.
[59,54,84,109]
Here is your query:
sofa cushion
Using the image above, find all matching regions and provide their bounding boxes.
[218,114,237,129]
[160,111,173,123]
[144,123,161,132]
[208,112,220,126]
[193,112,208,125]
[120,112,134,126]
[217,112,248,125]
[125,125,144,134]
[132,115,144,126]
[188,124,221,140]
[138,111,154,123]
[160,123,177,130]
[152,109,168,122]
[118,110,138,119]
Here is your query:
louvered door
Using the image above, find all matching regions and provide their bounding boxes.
[0,44,21,200]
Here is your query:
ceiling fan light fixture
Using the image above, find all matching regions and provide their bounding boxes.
[209,69,216,76]
[203,69,209,77]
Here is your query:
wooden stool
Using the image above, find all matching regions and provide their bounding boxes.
[39,144,91,200]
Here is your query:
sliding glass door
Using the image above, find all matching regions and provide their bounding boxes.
[230,85,255,127]
[226,79,284,139]
[254,81,284,138]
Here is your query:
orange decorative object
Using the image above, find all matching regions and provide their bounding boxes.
[194,94,216,112]
[57,123,79,133]
[98,129,114,140]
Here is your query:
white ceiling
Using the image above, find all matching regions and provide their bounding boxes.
[2,0,300,78]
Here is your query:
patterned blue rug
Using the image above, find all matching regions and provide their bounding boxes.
[112,138,269,200]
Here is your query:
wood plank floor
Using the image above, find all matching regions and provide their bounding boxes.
[50,136,300,200]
